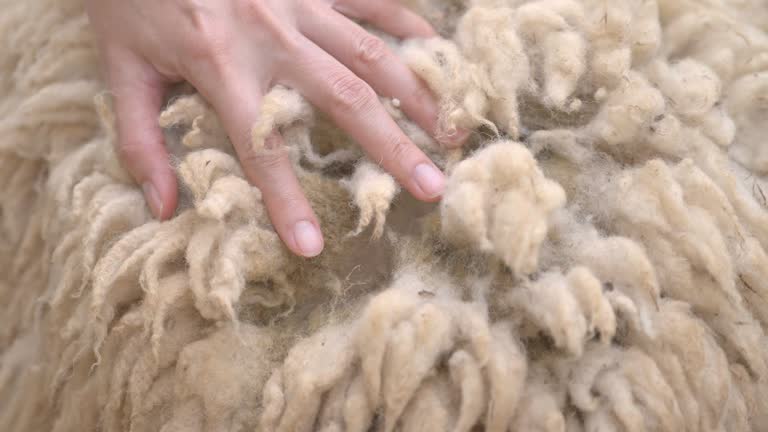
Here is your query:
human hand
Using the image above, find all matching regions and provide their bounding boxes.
[86,0,466,257]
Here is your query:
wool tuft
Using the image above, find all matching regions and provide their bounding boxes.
[2,0,768,431]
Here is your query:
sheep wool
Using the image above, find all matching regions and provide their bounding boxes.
[1,0,768,431]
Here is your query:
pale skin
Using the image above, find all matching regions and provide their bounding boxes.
[86,0,466,258]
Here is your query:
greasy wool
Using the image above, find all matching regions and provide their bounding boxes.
[2,0,768,431]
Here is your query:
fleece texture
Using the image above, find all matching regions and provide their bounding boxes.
[1,0,768,431]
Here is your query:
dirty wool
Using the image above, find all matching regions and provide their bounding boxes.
[2,0,768,431]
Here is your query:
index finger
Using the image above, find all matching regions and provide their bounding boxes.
[283,39,446,202]
[189,66,325,258]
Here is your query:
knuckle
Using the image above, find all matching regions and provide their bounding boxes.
[184,5,220,44]
[330,75,376,113]
[237,0,269,22]
[384,133,412,164]
[189,36,230,70]
[117,139,147,166]
[355,34,389,68]
[240,146,287,172]
[237,0,301,53]
[181,13,231,76]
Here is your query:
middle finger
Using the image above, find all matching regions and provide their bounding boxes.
[299,3,466,147]
[280,36,446,201]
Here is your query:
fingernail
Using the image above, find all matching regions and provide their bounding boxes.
[413,163,445,198]
[142,182,163,219]
[293,221,324,257]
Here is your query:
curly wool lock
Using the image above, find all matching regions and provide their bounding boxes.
[2,0,768,431]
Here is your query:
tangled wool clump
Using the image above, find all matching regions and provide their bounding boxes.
[441,141,566,275]
[2,0,768,431]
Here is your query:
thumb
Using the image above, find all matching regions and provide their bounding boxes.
[107,51,177,220]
